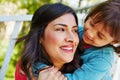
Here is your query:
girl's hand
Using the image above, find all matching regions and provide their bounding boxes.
[38,66,67,80]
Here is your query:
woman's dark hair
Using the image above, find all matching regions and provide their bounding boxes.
[84,0,120,53]
[16,3,82,80]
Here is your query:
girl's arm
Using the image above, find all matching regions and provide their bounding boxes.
[38,66,67,80]
[65,47,115,80]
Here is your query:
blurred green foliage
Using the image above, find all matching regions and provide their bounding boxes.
[0,0,56,14]
[0,0,56,80]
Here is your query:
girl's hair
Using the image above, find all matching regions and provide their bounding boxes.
[16,3,82,80]
[84,0,120,53]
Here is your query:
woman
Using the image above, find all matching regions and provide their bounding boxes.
[15,3,82,80]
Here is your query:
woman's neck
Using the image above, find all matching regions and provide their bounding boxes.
[54,62,64,70]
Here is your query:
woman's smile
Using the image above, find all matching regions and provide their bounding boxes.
[60,45,74,53]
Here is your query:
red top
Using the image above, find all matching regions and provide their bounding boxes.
[15,62,27,80]
[83,45,92,49]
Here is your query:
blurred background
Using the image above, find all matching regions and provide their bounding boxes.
[0,0,107,80]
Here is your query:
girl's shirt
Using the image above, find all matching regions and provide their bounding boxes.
[32,26,115,80]
[65,46,114,80]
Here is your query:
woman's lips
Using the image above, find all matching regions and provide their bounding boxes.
[60,45,74,53]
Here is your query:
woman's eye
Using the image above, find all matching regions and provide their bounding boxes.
[72,29,78,33]
[56,28,65,31]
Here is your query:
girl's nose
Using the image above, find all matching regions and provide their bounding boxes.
[86,30,95,40]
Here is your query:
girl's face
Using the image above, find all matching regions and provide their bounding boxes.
[83,18,114,47]
[40,14,79,69]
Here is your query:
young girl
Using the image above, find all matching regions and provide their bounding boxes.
[36,0,120,80]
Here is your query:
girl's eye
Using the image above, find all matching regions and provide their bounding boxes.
[98,35,103,39]
[98,33,104,39]
[90,21,94,27]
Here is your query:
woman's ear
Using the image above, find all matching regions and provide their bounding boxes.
[39,38,42,44]
[39,40,41,44]
[39,38,44,44]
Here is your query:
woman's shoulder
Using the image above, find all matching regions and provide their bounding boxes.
[15,62,27,80]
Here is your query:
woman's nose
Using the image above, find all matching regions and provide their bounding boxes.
[65,32,75,43]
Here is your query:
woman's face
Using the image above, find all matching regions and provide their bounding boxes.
[40,13,79,69]
[83,17,114,47]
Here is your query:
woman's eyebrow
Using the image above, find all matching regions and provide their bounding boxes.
[54,23,67,27]
[54,23,78,28]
